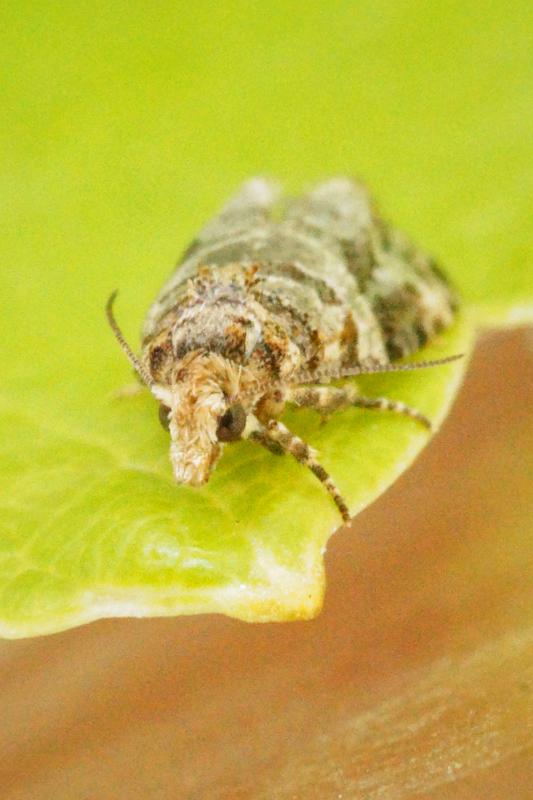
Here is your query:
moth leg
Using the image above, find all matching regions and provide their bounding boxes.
[247,427,285,456]
[250,419,350,523]
[288,385,432,430]
[111,382,145,400]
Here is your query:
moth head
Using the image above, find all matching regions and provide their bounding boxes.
[154,352,254,486]
[105,295,260,486]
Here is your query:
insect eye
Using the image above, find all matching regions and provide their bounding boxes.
[216,403,246,442]
[158,404,171,431]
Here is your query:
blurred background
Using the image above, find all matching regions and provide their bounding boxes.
[1,1,532,797]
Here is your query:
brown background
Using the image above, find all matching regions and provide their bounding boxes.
[0,328,531,799]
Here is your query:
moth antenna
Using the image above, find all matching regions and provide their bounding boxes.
[339,352,464,377]
[298,353,464,383]
[105,290,154,387]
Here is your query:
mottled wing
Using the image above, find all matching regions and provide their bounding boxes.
[181,177,281,259]
[144,177,457,369]
[142,178,280,343]
[284,177,374,261]
[143,179,280,340]
[284,178,457,361]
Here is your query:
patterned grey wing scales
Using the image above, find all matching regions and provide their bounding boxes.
[182,178,281,257]
[283,177,377,298]
[143,179,281,340]
[284,177,374,251]
[363,224,458,359]
[285,177,457,362]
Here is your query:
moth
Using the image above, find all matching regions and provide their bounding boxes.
[107,178,460,521]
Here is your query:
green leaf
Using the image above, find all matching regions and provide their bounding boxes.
[1,0,531,636]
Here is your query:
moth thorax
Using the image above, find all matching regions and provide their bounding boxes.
[172,299,262,365]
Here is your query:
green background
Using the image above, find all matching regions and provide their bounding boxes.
[1,0,531,636]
